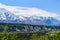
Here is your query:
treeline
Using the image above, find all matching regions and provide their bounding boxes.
[0,23,54,33]
[0,23,60,40]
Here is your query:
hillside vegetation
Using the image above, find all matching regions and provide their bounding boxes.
[0,23,60,40]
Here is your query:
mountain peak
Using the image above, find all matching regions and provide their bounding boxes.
[0,3,60,26]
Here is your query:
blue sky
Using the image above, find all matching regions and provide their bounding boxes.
[0,0,60,14]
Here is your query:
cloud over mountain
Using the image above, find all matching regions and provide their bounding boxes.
[0,3,59,18]
[0,3,60,26]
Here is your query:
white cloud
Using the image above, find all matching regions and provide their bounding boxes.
[0,3,60,20]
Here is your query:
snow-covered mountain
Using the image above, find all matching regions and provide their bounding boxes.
[0,3,60,26]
